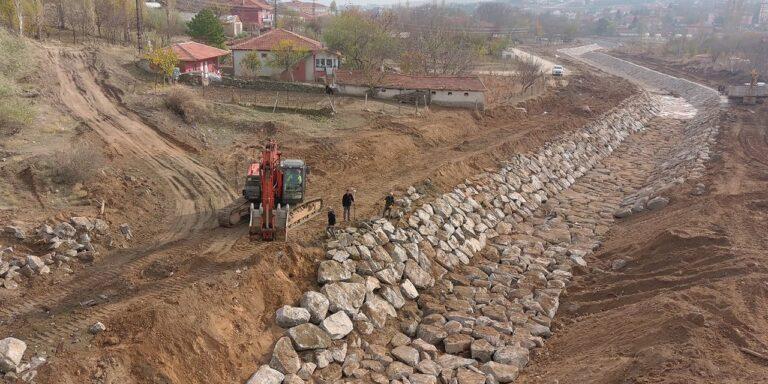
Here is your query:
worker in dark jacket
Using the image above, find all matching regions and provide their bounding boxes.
[342,188,355,221]
[383,191,395,218]
[327,207,337,238]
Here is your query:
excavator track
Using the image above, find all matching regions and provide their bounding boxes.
[218,197,250,227]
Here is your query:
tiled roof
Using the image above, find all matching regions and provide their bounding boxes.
[230,28,324,52]
[227,0,273,10]
[335,71,487,92]
[170,41,230,61]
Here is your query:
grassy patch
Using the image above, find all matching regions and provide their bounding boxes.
[0,30,35,136]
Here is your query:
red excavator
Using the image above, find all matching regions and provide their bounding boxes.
[218,140,323,241]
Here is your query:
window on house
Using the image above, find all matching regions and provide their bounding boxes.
[261,52,268,59]
[315,59,322,67]
[464,92,469,96]
[431,91,436,95]
[448,91,453,95]
[380,88,386,93]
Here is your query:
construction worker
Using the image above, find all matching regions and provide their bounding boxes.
[383,191,395,218]
[326,207,337,238]
[342,188,355,221]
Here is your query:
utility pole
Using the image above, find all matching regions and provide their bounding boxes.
[163,0,172,44]
[274,0,278,28]
[136,0,144,51]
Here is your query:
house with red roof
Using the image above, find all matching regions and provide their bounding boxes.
[334,70,487,109]
[230,28,340,82]
[170,41,230,75]
[227,0,274,31]
[280,0,330,21]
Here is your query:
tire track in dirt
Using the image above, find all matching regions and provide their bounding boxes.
[0,49,243,350]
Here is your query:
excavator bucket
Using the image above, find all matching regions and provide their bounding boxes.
[248,199,323,241]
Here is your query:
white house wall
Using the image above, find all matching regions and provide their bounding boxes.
[233,50,280,77]
[336,85,485,109]
[431,90,485,109]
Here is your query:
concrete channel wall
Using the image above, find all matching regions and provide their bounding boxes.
[246,49,721,384]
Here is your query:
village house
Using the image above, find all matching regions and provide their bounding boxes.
[231,28,340,82]
[280,0,330,20]
[220,15,244,37]
[169,41,230,76]
[334,71,487,109]
[227,0,274,31]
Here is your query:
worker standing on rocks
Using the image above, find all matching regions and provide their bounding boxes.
[342,188,355,222]
[383,191,395,218]
[326,207,337,238]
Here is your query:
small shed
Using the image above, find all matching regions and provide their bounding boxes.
[170,41,230,75]
[334,71,487,109]
[220,15,243,37]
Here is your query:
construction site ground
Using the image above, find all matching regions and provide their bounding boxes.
[0,38,635,384]
[517,51,768,383]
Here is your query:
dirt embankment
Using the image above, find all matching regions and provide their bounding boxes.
[518,67,768,383]
[0,43,637,384]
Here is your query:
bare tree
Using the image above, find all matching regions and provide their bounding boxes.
[511,56,543,92]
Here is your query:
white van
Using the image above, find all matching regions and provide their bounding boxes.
[552,65,565,76]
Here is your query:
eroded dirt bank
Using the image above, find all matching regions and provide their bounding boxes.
[518,51,768,383]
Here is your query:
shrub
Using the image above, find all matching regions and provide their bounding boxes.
[49,143,106,186]
[164,86,205,124]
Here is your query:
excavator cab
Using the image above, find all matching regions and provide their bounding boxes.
[281,159,309,205]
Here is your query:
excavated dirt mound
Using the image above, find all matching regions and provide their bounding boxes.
[518,88,768,383]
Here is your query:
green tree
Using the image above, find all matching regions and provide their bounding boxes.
[329,0,337,15]
[148,47,179,83]
[323,10,398,86]
[186,8,226,48]
[268,39,309,82]
[241,50,263,77]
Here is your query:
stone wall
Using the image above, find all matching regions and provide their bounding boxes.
[246,49,722,384]
[245,92,664,384]
[564,49,720,218]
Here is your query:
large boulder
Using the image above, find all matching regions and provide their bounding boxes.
[300,291,329,324]
[70,217,94,231]
[270,336,301,374]
[404,260,434,289]
[0,337,26,373]
[362,294,396,328]
[391,345,419,367]
[320,311,353,340]
[321,282,366,315]
[481,361,519,383]
[287,323,332,351]
[276,305,311,328]
[436,354,476,370]
[317,260,352,284]
[493,345,529,369]
[246,365,284,384]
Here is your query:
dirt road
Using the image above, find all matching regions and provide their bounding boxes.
[518,52,768,383]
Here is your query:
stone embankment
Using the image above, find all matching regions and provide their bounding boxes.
[246,92,662,384]
[246,49,721,384]
[562,47,720,217]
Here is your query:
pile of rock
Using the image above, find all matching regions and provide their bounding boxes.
[246,93,662,384]
[1,216,113,290]
[0,337,45,382]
